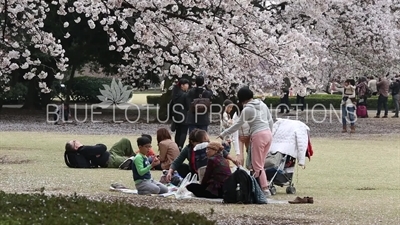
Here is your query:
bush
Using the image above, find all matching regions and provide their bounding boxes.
[68,76,133,103]
[0,191,215,225]
[0,83,28,104]
[147,93,395,110]
[263,94,393,110]
[147,95,161,105]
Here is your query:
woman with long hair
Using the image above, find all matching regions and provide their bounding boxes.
[154,128,180,170]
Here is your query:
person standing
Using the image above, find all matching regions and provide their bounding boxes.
[332,79,357,133]
[279,77,291,113]
[186,75,213,133]
[294,78,307,111]
[374,75,390,118]
[218,87,274,196]
[389,76,400,118]
[368,76,378,96]
[171,78,190,149]
[356,77,369,106]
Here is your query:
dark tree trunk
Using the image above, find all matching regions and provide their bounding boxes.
[22,79,41,110]
[40,71,56,107]
[65,65,77,105]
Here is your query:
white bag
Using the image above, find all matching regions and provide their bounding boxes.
[197,166,207,183]
[175,173,198,199]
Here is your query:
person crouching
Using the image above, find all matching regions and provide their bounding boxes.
[133,137,168,195]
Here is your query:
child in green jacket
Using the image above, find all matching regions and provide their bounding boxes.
[132,137,168,195]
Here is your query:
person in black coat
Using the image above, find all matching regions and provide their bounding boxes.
[186,75,213,134]
[171,78,190,149]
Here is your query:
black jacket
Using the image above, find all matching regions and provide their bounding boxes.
[171,86,189,124]
[185,86,213,125]
[77,144,110,168]
[390,81,400,95]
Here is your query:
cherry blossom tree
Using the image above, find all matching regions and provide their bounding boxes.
[2,0,400,99]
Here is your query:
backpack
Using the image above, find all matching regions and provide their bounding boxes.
[190,89,211,113]
[193,142,209,172]
[64,151,93,168]
[222,168,254,204]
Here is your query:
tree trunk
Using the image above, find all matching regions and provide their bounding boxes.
[22,79,41,110]
[65,65,77,105]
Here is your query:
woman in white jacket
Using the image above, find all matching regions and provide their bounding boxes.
[232,104,251,166]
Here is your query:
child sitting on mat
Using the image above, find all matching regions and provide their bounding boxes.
[132,136,168,195]
[135,134,156,162]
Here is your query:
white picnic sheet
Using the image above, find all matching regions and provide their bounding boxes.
[109,187,288,204]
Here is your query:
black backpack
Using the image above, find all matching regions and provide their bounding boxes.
[64,151,93,168]
[223,168,254,204]
[190,89,211,113]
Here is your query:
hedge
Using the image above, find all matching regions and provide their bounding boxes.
[0,83,28,104]
[0,191,215,225]
[147,94,394,110]
[68,76,132,103]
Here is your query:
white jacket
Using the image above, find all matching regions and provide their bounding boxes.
[269,118,310,166]
[220,112,240,155]
[296,84,307,97]
[231,112,250,155]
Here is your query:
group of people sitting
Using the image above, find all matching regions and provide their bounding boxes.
[64,128,237,198]
[64,86,312,199]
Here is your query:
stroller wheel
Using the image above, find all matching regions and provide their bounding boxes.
[286,186,296,194]
[269,186,277,195]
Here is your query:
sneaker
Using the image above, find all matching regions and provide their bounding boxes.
[392,115,399,118]
[382,115,388,118]
[263,189,271,198]
[110,183,128,191]
[119,156,135,170]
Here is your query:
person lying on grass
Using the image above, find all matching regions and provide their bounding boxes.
[65,138,135,169]
[165,129,239,183]
[133,136,168,195]
[186,142,232,199]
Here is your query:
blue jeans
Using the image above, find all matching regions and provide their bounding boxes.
[342,105,356,126]
[188,125,208,134]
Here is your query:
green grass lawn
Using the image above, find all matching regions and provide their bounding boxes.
[0,132,399,224]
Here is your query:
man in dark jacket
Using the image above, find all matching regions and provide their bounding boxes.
[64,138,135,169]
[390,76,400,118]
[186,75,213,133]
[171,78,190,149]
[280,77,291,113]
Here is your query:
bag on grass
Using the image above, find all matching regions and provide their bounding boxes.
[175,173,198,199]
[222,167,254,204]
[64,151,93,168]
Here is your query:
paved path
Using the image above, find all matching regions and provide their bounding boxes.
[2,104,382,116]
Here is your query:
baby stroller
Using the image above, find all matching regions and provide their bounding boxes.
[264,118,313,195]
[265,152,296,195]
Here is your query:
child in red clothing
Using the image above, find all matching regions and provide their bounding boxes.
[135,134,156,161]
